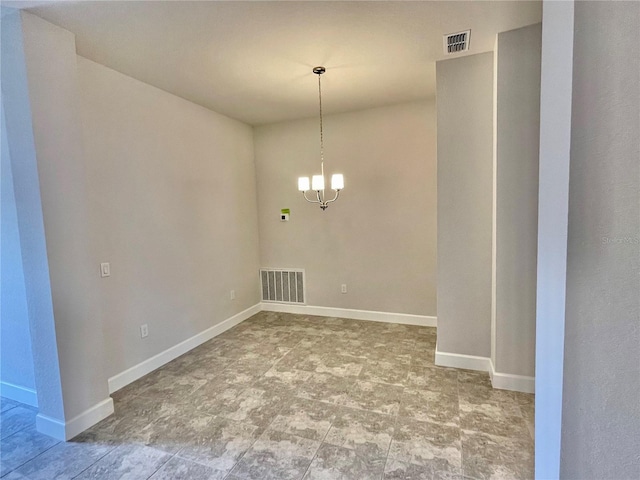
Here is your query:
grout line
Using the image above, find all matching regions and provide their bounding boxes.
[2,438,61,476]
[143,450,179,480]
[219,398,288,480]
[381,404,401,480]
[0,402,61,476]
[219,351,303,479]
[0,420,32,442]
[69,444,118,479]
[0,404,18,415]
[299,402,339,480]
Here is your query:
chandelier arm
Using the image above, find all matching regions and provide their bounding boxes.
[324,190,340,205]
[302,191,320,204]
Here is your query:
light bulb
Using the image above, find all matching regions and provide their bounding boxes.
[312,175,325,191]
[298,177,310,192]
[331,174,344,190]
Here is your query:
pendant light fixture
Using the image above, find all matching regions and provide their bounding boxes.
[297,66,344,211]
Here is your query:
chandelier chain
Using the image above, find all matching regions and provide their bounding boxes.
[318,72,324,166]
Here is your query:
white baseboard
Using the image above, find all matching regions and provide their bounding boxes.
[0,381,38,408]
[40,305,259,440]
[108,303,261,394]
[36,397,114,441]
[434,347,535,394]
[490,360,535,393]
[260,303,437,327]
[35,413,65,440]
[434,345,492,371]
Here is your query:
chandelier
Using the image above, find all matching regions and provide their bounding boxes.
[297,66,344,211]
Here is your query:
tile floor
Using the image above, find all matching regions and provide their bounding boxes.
[0,312,534,479]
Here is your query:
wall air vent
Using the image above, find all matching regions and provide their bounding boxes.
[260,268,305,304]
[444,30,471,54]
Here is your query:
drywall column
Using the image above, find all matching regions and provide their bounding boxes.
[492,24,541,393]
[436,53,494,365]
[3,11,112,439]
[1,97,38,407]
[534,2,574,477]
[560,1,640,478]
[21,11,112,437]
[0,8,65,426]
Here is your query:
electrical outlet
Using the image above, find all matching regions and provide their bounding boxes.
[341,284,347,294]
[140,324,149,338]
[230,290,236,300]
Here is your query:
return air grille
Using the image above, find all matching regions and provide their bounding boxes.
[260,268,305,304]
[444,30,471,54]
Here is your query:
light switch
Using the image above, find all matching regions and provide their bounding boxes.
[100,262,110,277]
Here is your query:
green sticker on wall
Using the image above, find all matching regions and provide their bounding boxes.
[281,209,290,215]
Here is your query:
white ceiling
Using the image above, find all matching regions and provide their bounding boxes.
[17,1,541,125]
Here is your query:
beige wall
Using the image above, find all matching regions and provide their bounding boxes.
[19,12,109,420]
[254,101,437,316]
[11,11,262,422]
[77,57,260,380]
[493,23,541,378]
[560,1,640,477]
[436,53,494,357]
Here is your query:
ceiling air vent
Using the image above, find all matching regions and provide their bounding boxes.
[444,30,471,55]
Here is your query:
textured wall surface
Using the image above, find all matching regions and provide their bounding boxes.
[560,2,640,478]
[494,23,541,378]
[19,12,110,420]
[255,101,437,316]
[78,57,260,380]
[436,53,494,357]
